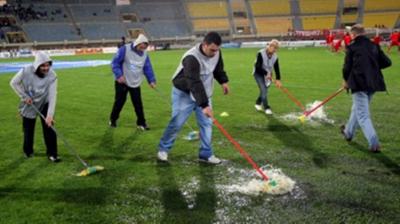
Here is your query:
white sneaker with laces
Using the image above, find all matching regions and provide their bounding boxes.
[265,109,273,115]
[157,151,168,162]
[199,155,221,164]
[255,104,263,112]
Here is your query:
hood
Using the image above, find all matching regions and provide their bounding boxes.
[33,51,52,71]
[133,34,149,47]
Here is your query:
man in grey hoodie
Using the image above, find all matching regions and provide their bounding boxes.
[10,51,60,162]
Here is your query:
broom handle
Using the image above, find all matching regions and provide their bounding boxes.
[272,78,305,111]
[304,87,345,117]
[213,119,269,181]
[29,104,89,167]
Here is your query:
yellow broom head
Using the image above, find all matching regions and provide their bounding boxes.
[298,114,306,124]
[76,166,104,176]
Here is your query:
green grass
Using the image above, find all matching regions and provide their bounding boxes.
[0,48,399,223]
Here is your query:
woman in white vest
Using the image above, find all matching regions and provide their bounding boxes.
[109,34,156,130]
[253,39,282,115]
[157,32,230,164]
[10,51,60,162]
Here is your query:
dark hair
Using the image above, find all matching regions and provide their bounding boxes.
[203,32,222,46]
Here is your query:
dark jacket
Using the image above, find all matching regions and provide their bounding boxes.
[254,52,281,80]
[343,35,391,93]
[173,46,229,108]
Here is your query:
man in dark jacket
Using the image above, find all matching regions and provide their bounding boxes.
[341,24,392,152]
[157,32,229,164]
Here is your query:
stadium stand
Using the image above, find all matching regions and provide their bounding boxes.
[341,14,358,23]
[22,23,80,42]
[144,20,191,39]
[186,0,230,34]
[343,0,359,7]
[302,16,336,30]
[192,18,230,32]
[230,0,252,34]
[363,12,399,28]
[299,0,338,14]
[364,0,400,11]
[79,22,125,40]
[0,0,399,45]
[187,1,228,18]
[138,0,190,38]
[69,4,118,22]
[254,17,292,35]
[249,0,291,16]
[135,2,185,20]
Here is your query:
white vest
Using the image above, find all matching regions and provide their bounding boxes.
[122,44,147,88]
[20,66,57,118]
[172,43,220,99]
[255,49,278,75]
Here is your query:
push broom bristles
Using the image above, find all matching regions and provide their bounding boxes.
[213,118,295,195]
[298,87,344,124]
[30,103,104,176]
[76,166,105,177]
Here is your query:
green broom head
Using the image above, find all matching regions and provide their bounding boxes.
[76,166,104,176]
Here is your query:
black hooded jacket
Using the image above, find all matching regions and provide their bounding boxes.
[343,35,392,93]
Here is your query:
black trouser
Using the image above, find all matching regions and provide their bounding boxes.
[22,103,58,157]
[110,81,146,126]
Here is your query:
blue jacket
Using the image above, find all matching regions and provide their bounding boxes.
[111,43,156,84]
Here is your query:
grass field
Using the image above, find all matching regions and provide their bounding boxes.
[0,47,399,223]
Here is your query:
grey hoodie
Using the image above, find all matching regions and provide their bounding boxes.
[10,52,57,119]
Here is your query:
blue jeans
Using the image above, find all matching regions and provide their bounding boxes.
[254,74,270,109]
[158,88,213,159]
[344,91,379,148]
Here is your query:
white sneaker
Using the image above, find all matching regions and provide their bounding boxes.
[265,109,273,115]
[199,155,221,164]
[255,104,263,112]
[157,151,168,162]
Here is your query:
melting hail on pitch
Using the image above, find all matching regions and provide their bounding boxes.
[282,100,335,124]
[221,165,296,196]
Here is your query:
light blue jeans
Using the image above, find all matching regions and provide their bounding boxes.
[158,87,213,159]
[344,91,379,148]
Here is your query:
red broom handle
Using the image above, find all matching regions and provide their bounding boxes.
[213,119,269,181]
[272,79,305,111]
[304,87,345,117]
[279,86,305,111]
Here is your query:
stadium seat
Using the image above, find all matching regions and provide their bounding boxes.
[302,16,336,30]
[254,17,292,35]
[343,0,359,7]
[22,23,80,42]
[192,18,230,31]
[299,0,338,14]
[187,1,228,18]
[341,14,358,23]
[79,22,125,40]
[363,13,399,28]
[364,0,400,11]
[250,0,291,16]
[69,4,118,22]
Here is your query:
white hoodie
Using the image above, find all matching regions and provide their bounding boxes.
[133,34,148,47]
[10,51,57,119]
